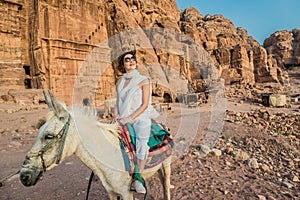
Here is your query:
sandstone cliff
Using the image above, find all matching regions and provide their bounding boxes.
[179,7,290,85]
[264,29,300,95]
[264,29,300,68]
[0,0,298,105]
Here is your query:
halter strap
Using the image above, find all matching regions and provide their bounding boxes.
[24,115,71,172]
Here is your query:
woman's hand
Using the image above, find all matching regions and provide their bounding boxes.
[112,114,119,123]
[119,117,133,125]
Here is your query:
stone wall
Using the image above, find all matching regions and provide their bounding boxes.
[0,0,117,105]
[27,0,115,105]
[0,0,25,90]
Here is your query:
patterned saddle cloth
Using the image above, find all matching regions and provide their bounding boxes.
[119,120,174,171]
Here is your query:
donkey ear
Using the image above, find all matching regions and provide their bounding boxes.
[43,90,55,111]
[47,90,69,120]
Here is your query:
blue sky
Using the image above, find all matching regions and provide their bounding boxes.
[176,0,300,44]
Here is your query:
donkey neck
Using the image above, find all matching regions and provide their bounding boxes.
[72,114,125,171]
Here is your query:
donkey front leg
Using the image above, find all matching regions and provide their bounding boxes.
[107,191,117,200]
[120,192,133,200]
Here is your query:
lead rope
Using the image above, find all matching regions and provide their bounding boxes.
[85,171,94,200]
[0,170,20,187]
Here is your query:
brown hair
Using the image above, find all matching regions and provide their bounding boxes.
[118,50,136,73]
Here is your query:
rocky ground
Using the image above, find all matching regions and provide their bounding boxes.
[0,92,299,200]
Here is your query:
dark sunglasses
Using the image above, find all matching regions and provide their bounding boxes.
[124,56,136,62]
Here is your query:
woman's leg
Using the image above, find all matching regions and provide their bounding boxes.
[133,118,151,165]
[137,158,147,173]
[132,118,151,193]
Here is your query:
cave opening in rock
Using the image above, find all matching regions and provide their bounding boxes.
[163,93,172,103]
[23,66,32,89]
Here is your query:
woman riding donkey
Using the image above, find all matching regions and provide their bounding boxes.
[113,50,159,194]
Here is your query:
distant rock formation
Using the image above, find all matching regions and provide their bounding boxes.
[264,28,300,68]
[264,28,300,95]
[179,7,290,85]
[0,0,298,105]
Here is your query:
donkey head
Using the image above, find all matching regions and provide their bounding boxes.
[20,90,72,186]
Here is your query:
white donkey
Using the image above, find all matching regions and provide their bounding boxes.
[20,90,172,200]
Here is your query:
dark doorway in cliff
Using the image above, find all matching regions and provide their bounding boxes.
[23,66,32,89]
[163,93,172,103]
[23,65,30,75]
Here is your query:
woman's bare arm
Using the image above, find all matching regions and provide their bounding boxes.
[129,78,150,120]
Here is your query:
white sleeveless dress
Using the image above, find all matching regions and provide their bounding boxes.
[120,84,151,160]
[118,73,158,160]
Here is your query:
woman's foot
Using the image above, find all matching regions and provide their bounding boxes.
[132,180,146,194]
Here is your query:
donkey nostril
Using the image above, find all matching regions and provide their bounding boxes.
[21,173,31,182]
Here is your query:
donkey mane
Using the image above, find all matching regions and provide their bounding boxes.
[70,106,121,146]
[71,105,119,130]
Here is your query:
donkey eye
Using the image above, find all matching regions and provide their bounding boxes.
[44,134,55,140]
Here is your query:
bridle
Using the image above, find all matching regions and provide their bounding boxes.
[24,115,71,172]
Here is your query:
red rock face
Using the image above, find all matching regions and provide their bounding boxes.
[264,28,300,70]
[0,0,297,105]
[264,29,300,94]
[179,8,290,86]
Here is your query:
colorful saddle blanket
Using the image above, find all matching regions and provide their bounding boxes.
[119,120,174,171]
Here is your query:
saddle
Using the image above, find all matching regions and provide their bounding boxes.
[119,120,174,171]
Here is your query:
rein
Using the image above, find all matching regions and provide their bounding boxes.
[24,115,71,172]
